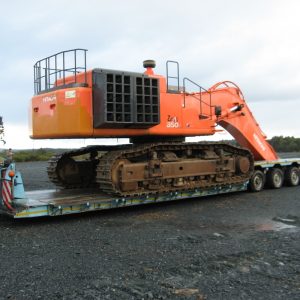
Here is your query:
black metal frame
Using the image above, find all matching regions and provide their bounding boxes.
[166,60,212,119]
[166,60,180,93]
[92,69,160,128]
[183,77,212,119]
[33,49,88,94]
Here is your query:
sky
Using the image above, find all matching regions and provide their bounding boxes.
[0,0,300,149]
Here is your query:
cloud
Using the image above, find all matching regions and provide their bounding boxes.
[0,0,299,149]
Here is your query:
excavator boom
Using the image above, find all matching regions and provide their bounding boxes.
[208,81,278,161]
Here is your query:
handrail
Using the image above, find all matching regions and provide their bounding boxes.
[183,77,212,119]
[166,61,180,93]
[209,80,244,100]
[33,49,88,94]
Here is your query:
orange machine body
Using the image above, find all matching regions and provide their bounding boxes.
[30,70,215,139]
[30,65,278,161]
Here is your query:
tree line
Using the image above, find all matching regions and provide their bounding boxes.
[268,136,300,152]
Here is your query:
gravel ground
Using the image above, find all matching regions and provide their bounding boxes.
[0,161,299,299]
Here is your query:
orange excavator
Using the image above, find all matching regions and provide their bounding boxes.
[29,49,298,197]
[1,48,299,219]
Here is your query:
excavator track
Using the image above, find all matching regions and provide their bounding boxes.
[47,142,253,196]
[95,142,254,196]
[47,145,131,189]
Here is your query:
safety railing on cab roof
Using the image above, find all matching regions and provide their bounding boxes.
[33,49,88,95]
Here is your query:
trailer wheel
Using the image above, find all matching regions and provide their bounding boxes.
[267,168,283,189]
[285,166,300,186]
[249,170,265,192]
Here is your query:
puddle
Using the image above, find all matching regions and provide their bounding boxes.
[273,216,298,224]
[255,215,300,232]
[256,219,298,232]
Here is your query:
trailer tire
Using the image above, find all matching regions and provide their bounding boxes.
[285,166,300,186]
[267,168,283,189]
[249,170,265,192]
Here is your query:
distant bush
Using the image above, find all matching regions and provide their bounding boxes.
[0,149,55,162]
[268,136,300,152]
[224,136,300,153]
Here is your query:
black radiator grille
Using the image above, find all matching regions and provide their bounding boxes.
[106,74,132,123]
[136,77,159,124]
[93,69,160,128]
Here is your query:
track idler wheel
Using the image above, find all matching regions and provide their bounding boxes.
[56,157,96,187]
[236,156,251,174]
[56,157,81,185]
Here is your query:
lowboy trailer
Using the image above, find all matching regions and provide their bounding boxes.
[0,159,299,218]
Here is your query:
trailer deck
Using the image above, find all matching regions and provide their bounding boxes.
[255,158,300,168]
[1,158,299,219]
[4,183,247,218]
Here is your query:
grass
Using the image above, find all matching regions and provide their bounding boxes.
[0,149,56,162]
